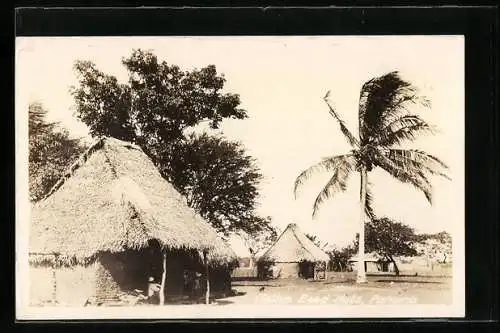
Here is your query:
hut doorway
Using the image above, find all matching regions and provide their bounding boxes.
[380,261,390,272]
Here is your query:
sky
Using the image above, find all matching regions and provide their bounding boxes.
[16,36,464,250]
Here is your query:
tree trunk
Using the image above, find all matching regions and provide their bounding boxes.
[389,255,400,276]
[357,166,368,283]
[204,251,210,305]
[159,252,167,305]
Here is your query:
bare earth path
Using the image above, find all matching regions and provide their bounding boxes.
[217,273,452,306]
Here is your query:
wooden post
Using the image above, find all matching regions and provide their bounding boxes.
[51,254,58,304]
[51,268,57,303]
[159,251,167,305]
[204,251,210,305]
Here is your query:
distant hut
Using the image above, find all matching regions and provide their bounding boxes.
[29,137,238,307]
[348,252,391,273]
[257,223,329,280]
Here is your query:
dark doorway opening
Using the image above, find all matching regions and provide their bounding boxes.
[298,261,314,279]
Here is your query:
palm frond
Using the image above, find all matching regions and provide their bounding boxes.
[388,149,451,180]
[312,155,355,217]
[358,71,429,144]
[373,149,434,204]
[376,115,437,146]
[323,92,359,148]
[294,154,353,198]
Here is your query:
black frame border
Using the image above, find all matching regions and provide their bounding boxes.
[8,5,499,330]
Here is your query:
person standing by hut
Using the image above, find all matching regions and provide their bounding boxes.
[194,272,202,301]
[147,277,161,304]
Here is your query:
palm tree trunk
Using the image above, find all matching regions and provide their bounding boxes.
[357,166,368,283]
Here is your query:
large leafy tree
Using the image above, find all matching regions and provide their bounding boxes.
[169,132,267,235]
[72,50,245,163]
[328,239,359,272]
[71,49,268,236]
[29,102,86,202]
[294,71,450,283]
[365,217,419,275]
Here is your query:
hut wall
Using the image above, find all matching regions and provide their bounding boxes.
[350,261,385,273]
[231,266,258,279]
[29,266,54,306]
[273,262,300,278]
[29,248,234,306]
[366,262,380,273]
[94,259,123,304]
[56,265,98,305]
[29,264,98,307]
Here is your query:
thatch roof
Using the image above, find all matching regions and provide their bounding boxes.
[258,224,329,263]
[29,137,237,267]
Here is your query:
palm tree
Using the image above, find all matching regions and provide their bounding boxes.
[294,71,450,283]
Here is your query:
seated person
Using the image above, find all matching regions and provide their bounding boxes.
[147,277,161,303]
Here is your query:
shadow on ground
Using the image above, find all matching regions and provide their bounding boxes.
[375,279,443,284]
[212,300,235,305]
[232,283,279,287]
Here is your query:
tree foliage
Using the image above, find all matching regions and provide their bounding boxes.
[415,231,452,264]
[417,231,452,244]
[28,102,86,202]
[365,217,419,275]
[327,236,359,272]
[72,51,245,144]
[71,49,268,236]
[169,132,266,235]
[240,222,279,258]
[327,226,452,274]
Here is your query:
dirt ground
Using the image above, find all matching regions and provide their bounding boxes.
[215,272,453,306]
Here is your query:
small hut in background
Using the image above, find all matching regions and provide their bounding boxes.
[29,137,238,307]
[348,252,391,273]
[257,223,329,280]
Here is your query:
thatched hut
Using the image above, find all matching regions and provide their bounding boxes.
[257,224,329,280]
[29,137,237,306]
